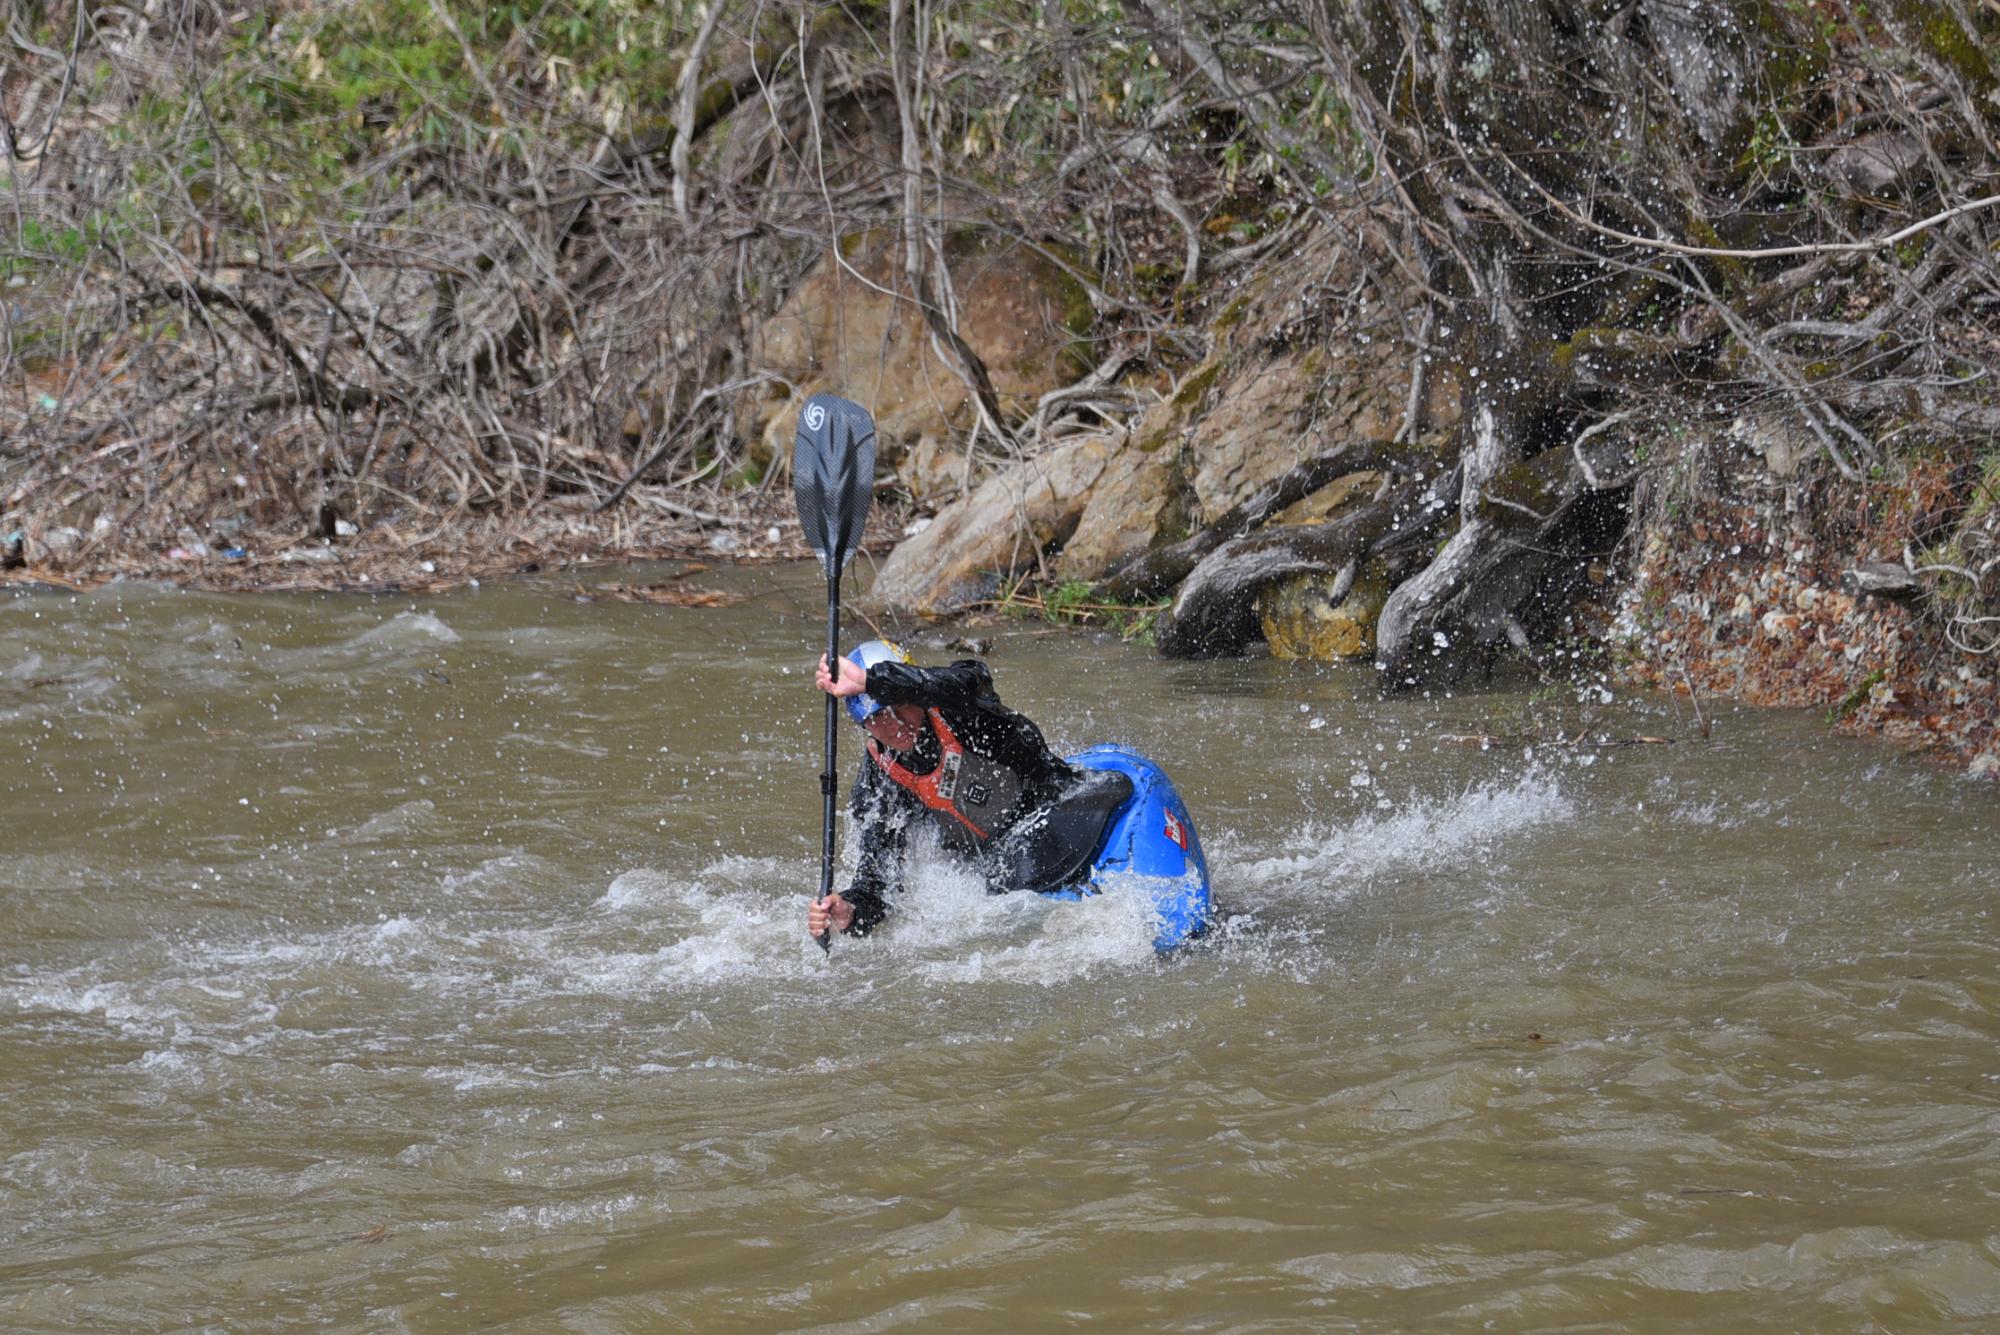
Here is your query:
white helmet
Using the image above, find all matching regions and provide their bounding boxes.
[843,639,911,724]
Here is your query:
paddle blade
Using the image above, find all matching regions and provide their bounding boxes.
[792,394,878,576]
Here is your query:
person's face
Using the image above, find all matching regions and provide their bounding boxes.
[861,703,926,751]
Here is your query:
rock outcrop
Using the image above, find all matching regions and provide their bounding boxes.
[742,233,1090,503]
[866,432,1120,615]
[1053,433,1188,583]
[1040,243,1452,608]
[1182,346,1405,525]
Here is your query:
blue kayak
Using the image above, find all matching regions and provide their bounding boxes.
[1037,745,1212,952]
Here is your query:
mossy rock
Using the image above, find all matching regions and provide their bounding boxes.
[1172,359,1225,412]
[1271,471,1386,527]
[1212,291,1255,334]
[1258,565,1392,660]
[1884,0,1997,94]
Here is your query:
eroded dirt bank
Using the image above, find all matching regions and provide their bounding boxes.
[1614,446,1998,778]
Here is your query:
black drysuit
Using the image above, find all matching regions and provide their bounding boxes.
[840,659,1077,935]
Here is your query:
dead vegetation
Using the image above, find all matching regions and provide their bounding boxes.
[1126,1,2000,681]
[3,0,1997,688]
[1,0,1184,578]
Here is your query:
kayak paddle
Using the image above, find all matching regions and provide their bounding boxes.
[792,393,877,952]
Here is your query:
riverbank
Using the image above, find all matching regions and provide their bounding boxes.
[0,492,914,595]
[1613,448,2000,780]
[14,498,1991,785]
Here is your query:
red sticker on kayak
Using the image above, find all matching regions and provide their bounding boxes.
[1163,809,1188,850]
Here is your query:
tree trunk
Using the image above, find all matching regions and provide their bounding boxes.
[1156,479,1419,658]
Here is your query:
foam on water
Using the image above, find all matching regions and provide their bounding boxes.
[422,1063,537,1093]
[1,650,50,681]
[560,919,784,992]
[442,852,545,897]
[6,854,1191,1069]
[907,872,1166,986]
[594,853,786,914]
[4,772,1576,1062]
[580,839,1176,990]
[128,1048,201,1078]
[372,914,422,943]
[595,867,679,912]
[12,980,172,1032]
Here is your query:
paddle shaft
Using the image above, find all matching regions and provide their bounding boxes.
[815,571,841,952]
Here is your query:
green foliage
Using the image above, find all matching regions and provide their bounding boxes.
[1889,231,1933,269]
[1741,111,1794,177]
[1,312,65,374]
[1826,668,1886,723]
[8,217,92,269]
[1779,0,1852,47]
[302,0,701,117]
[993,575,1164,642]
[1043,577,1095,624]
[3,207,150,284]
[26,0,730,258]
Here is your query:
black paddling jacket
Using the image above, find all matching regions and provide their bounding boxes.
[841,659,1076,935]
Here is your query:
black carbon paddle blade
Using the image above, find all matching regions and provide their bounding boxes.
[792,394,877,576]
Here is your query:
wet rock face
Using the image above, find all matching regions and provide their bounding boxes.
[860,228,1443,620]
[1639,0,1749,147]
[741,233,1088,497]
[1053,310,1431,587]
[1818,129,1928,198]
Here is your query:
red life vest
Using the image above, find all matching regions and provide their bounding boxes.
[867,708,1026,846]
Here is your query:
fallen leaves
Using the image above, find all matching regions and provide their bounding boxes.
[1616,475,2000,777]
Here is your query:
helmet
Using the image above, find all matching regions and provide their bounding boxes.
[844,638,911,725]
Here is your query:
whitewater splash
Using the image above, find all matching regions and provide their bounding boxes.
[586,842,1164,990]
[1221,766,1576,900]
[2,767,1590,1064]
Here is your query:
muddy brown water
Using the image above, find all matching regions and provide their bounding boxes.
[4,564,1998,1331]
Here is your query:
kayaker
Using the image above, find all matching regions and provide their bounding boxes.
[807,640,1083,939]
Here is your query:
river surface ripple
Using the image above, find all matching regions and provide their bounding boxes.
[4,566,1998,1332]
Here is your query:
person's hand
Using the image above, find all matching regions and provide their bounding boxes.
[815,653,868,699]
[808,893,855,938]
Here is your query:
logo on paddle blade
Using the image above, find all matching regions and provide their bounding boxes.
[1163,808,1188,850]
[803,403,827,431]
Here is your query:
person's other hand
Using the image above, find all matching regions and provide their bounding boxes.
[815,654,868,698]
[808,893,856,938]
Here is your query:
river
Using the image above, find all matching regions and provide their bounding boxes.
[4,563,1997,1331]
